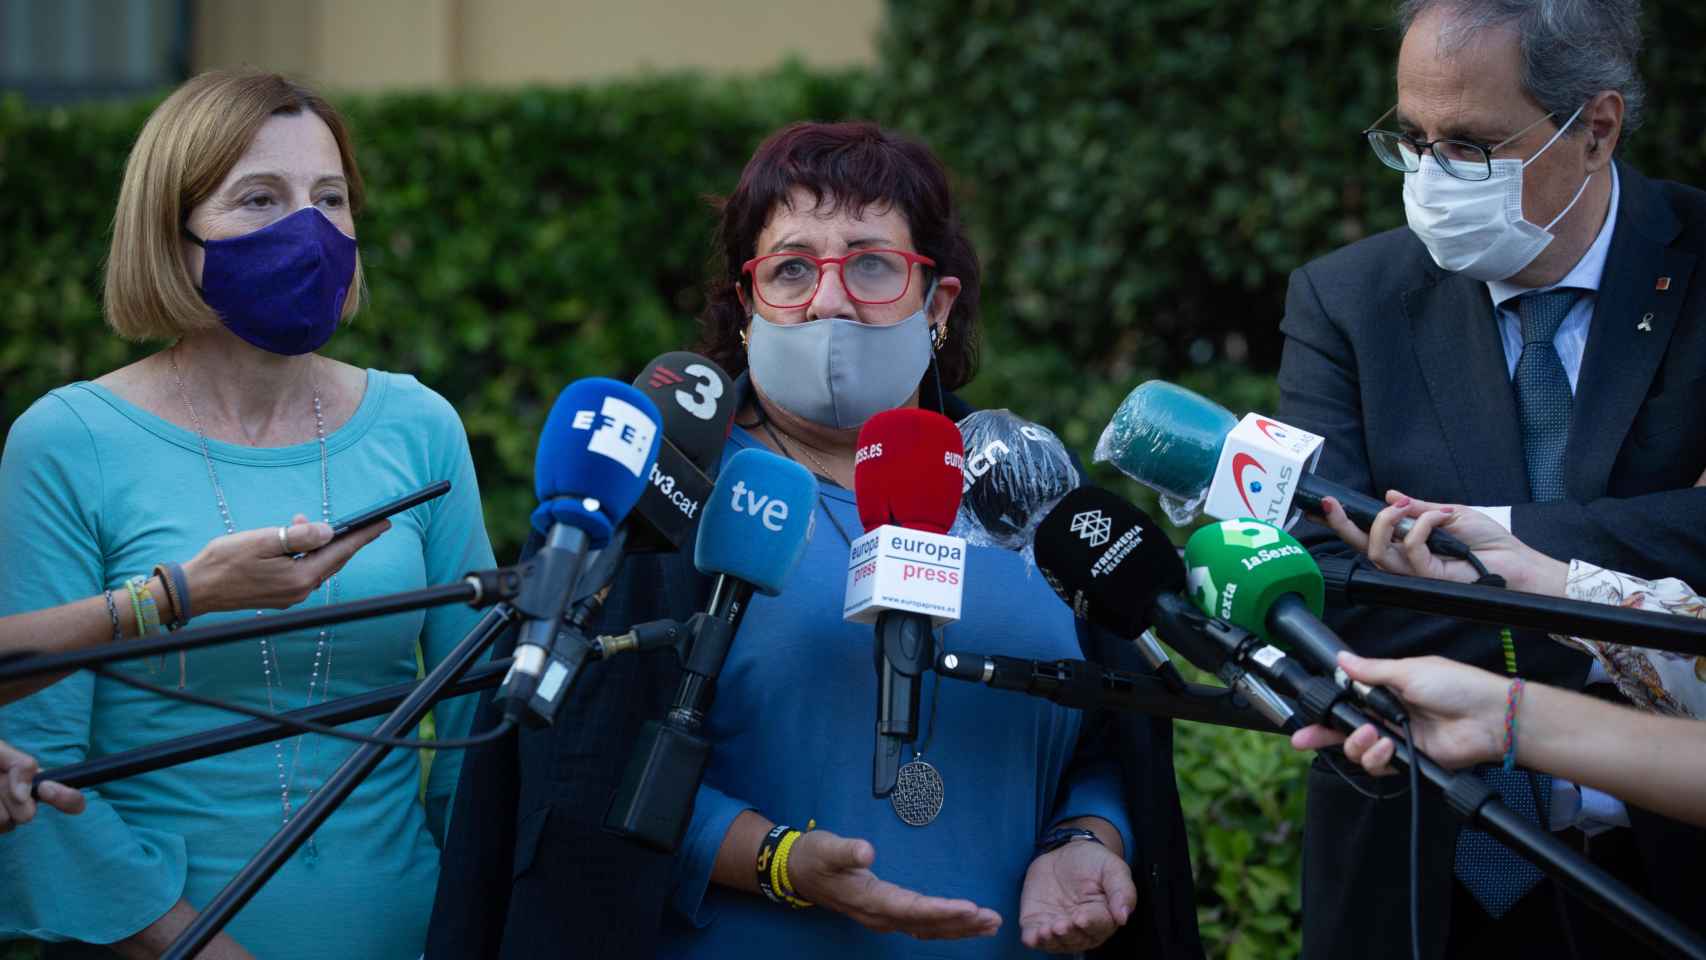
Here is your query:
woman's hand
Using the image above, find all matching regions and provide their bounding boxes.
[1290,652,1510,775]
[1019,835,1136,952]
[1317,491,1568,596]
[182,514,388,616]
[1,739,84,833]
[785,829,1002,940]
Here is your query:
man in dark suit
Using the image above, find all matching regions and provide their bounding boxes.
[1276,1,1706,958]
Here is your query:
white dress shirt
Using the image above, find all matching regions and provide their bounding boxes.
[1477,165,1629,833]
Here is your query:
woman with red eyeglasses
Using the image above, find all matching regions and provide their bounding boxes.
[428,122,1203,960]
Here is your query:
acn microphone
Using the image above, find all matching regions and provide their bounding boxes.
[844,408,967,799]
[495,377,661,728]
[951,408,1080,552]
[606,447,817,852]
[1183,518,1408,724]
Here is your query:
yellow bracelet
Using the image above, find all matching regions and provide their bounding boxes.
[773,828,813,908]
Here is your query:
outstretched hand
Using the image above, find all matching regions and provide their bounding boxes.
[786,829,1002,940]
[1019,837,1136,952]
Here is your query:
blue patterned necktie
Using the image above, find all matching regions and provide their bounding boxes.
[1512,289,1578,500]
[1451,287,1577,917]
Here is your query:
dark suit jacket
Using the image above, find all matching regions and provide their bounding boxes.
[1275,160,1706,960]
[425,375,1204,960]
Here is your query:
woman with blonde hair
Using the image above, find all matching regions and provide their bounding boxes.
[0,69,493,958]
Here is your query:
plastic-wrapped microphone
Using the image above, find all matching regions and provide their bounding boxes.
[1183,518,1408,724]
[606,447,817,852]
[950,409,1080,555]
[1033,486,1197,693]
[495,377,661,728]
[1094,380,1481,568]
[847,408,966,799]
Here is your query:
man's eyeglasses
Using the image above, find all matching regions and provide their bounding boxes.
[1362,105,1561,182]
[741,249,935,309]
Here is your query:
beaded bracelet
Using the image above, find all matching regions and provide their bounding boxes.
[1501,677,1526,772]
[102,588,123,642]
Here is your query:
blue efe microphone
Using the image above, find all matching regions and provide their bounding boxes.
[607,448,817,851]
[530,377,662,544]
[499,377,663,727]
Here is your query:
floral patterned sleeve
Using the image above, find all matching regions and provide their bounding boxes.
[1556,560,1706,719]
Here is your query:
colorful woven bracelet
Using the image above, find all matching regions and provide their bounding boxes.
[126,575,161,637]
[1501,677,1526,772]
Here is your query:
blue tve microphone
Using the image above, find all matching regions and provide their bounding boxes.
[498,377,662,727]
[607,448,817,851]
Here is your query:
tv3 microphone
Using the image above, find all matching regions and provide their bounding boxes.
[606,447,817,852]
[1096,380,1480,565]
[1032,486,1199,696]
[1184,518,1409,725]
[496,377,661,728]
[845,408,967,799]
[627,352,737,553]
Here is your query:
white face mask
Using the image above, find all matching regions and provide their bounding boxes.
[1402,104,1591,282]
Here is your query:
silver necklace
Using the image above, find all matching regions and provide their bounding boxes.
[892,671,945,827]
[168,347,335,859]
[758,413,945,825]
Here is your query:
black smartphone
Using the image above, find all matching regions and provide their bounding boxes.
[329,480,452,539]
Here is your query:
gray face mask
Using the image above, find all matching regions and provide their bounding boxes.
[747,283,938,430]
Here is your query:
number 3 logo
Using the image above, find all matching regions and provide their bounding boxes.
[674,364,723,421]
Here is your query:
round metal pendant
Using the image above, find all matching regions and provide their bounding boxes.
[891,759,945,826]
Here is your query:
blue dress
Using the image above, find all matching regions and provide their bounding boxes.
[660,428,1133,958]
[0,372,494,958]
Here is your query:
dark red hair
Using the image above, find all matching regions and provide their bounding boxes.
[693,121,981,391]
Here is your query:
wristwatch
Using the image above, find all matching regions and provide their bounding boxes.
[1036,826,1103,855]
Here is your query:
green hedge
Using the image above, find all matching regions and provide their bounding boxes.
[882,0,1706,375]
[6,4,1706,957]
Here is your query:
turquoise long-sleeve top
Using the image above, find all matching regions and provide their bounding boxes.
[0,371,494,958]
[660,427,1134,958]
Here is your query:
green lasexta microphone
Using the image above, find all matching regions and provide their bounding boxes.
[1184,519,1407,723]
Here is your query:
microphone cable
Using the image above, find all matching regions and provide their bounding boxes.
[1463,549,1506,589]
[89,663,516,750]
[1404,716,1420,960]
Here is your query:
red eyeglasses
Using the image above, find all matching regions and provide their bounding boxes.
[741,248,936,309]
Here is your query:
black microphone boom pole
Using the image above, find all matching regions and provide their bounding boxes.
[45,617,694,797]
[933,650,1287,733]
[1205,614,1706,960]
[39,657,513,794]
[1318,555,1706,654]
[0,568,523,687]
[163,594,521,959]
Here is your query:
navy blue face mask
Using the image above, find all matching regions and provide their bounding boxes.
[184,206,357,356]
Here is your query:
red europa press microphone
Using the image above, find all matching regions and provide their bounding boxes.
[843,408,967,805]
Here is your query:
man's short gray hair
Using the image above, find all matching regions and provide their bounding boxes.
[1398,0,1646,138]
